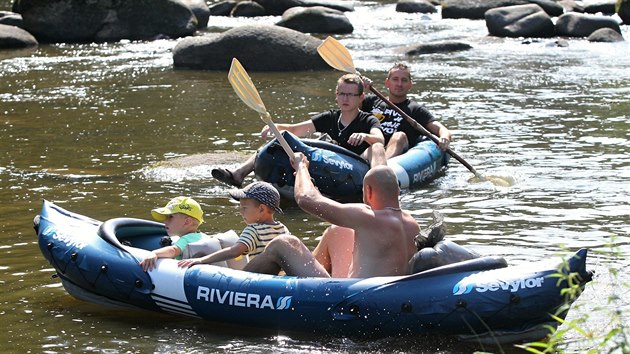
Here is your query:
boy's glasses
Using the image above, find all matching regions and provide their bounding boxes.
[336,92,361,98]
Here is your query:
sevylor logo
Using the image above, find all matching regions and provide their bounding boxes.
[310,151,353,171]
[196,286,292,310]
[452,276,545,295]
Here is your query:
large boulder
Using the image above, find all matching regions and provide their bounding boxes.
[401,41,472,55]
[15,0,197,43]
[231,1,267,17]
[172,25,330,71]
[0,11,23,28]
[253,0,354,16]
[0,23,37,48]
[442,0,563,19]
[485,4,555,37]
[209,1,237,16]
[587,27,624,41]
[396,0,437,13]
[583,0,616,14]
[557,0,584,12]
[619,0,630,24]
[555,12,621,37]
[181,0,210,28]
[276,6,353,33]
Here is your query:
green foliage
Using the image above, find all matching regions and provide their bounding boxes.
[516,240,629,354]
[618,0,629,14]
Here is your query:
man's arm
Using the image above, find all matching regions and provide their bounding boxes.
[177,243,248,268]
[425,121,452,151]
[291,153,374,229]
[365,127,385,145]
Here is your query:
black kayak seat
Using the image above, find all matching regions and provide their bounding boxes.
[97,217,166,251]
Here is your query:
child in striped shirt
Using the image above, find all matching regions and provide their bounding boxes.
[178,181,288,268]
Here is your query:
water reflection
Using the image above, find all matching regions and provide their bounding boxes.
[1,0,629,352]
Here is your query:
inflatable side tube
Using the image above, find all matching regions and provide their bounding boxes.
[255,131,369,201]
[97,217,166,251]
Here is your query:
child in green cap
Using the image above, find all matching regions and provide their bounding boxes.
[140,196,208,272]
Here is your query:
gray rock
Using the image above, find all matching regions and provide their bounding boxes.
[181,0,210,28]
[16,0,197,43]
[555,12,621,37]
[231,1,267,17]
[485,4,555,38]
[442,0,562,19]
[529,0,564,16]
[583,0,616,14]
[0,11,23,28]
[0,23,38,48]
[396,0,437,13]
[587,27,624,42]
[557,0,584,13]
[403,41,473,55]
[172,25,330,71]
[618,0,630,24]
[254,0,354,16]
[209,1,238,16]
[276,6,353,33]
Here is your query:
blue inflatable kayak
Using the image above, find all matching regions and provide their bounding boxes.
[254,132,449,201]
[35,200,591,344]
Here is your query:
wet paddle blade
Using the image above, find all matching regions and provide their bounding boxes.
[227,58,295,160]
[468,174,516,187]
[228,58,271,123]
[317,36,358,74]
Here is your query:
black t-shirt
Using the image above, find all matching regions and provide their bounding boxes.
[311,109,381,155]
[361,95,435,145]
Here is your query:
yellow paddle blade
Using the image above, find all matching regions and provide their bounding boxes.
[228,58,271,122]
[468,174,516,187]
[317,36,358,74]
[227,58,295,160]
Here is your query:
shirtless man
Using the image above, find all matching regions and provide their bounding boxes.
[243,143,419,278]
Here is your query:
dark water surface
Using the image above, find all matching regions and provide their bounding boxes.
[1,1,629,352]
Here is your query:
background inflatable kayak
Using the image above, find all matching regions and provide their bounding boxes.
[254,132,449,201]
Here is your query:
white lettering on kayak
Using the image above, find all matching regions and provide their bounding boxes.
[453,276,545,295]
[322,155,353,171]
[310,151,353,171]
[412,162,437,184]
[44,226,87,250]
[195,286,291,310]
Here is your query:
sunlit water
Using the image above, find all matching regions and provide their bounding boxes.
[1,0,629,352]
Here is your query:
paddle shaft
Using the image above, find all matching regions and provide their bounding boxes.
[368,87,483,178]
[261,112,296,162]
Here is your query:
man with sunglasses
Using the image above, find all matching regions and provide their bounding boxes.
[212,73,385,188]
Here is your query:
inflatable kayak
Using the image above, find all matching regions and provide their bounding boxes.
[254,131,449,201]
[35,200,591,344]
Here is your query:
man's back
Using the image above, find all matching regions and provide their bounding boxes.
[349,206,418,277]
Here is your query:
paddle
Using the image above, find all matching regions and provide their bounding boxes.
[228,58,295,162]
[317,37,512,186]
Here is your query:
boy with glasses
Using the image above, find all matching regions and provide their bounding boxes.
[212,74,385,188]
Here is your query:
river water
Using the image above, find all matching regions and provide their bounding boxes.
[1,1,629,353]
